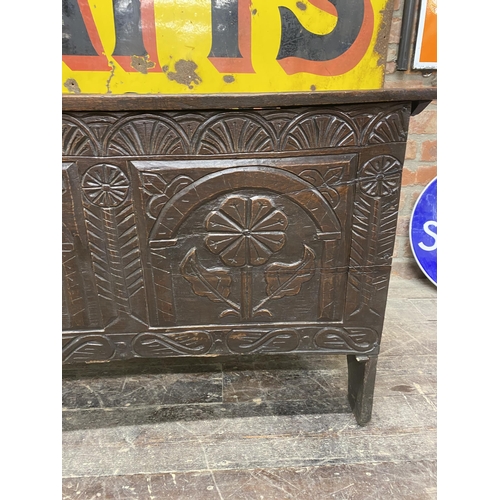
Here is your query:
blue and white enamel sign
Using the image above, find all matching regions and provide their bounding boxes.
[410,177,437,285]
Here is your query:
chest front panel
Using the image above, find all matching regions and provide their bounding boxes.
[62,102,409,363]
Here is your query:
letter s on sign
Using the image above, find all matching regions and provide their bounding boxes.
[418,221,437,251]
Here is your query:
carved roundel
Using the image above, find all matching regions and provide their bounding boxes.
[359,155,402,197]
[205,195,288,267]
[81,164,130,207]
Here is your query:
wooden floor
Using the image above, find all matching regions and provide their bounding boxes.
[62,276,437,499]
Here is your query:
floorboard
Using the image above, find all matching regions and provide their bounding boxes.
[62,276,437,499]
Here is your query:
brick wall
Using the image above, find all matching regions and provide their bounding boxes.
[384,0,437,279]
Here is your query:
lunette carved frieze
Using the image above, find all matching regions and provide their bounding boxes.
[62,103,410,157]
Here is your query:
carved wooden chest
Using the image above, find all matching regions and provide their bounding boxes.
[62,89,435,425]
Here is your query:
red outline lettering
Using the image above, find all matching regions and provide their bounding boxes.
[209,0,254,74]
[113,0,162,73]
[278,0,374,76]
[62,0,110,71]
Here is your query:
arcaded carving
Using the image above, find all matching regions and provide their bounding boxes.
[62,103,410,157]
[62,102,409,363]
[103,115,190,155]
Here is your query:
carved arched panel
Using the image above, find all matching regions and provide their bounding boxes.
[61,97,417,363]
[131,155,356,329]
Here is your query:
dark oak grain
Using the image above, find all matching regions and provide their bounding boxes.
[62,88,437,113]
[62,90,434,425]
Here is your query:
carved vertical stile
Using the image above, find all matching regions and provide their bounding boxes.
[149,245,176,325]
[81,163,148,331]
[317,240,341,321]
[346,154,402,324]
[297,156,357,322]
[129,162,196,326]
[62,227,87,328]
[62,163,102,330]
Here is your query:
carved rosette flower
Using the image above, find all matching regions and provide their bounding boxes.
[82,164,130,207]
[205,195,288,267]
[359,155,401,197]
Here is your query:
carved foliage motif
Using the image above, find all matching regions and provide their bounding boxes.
[62,335,115,363]
[346,155,402,321]
[61,324,379,363]
[205,195,288,267]
[180,194,316,320]
[104,115,190,156]
[62,104,409,156]
[299,164,345,209]
[227,329,300,354]
[141,172,194,221]
[132,331,212,357]
[352,155,401,267]
[81,164,148,330]
[314,327,378,352]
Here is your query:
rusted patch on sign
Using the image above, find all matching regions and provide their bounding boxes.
[223,75,235,84]
[106,62,116,94]
[166,60,202,89]
[131,55,155,74]
[375,0,394,67]
[296,2,307,10]
[64,78,81,94]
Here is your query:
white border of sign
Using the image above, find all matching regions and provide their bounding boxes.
[409,176,437,285]
[413,0,437,70]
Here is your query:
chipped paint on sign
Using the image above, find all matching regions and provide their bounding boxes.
[62,0,392,94]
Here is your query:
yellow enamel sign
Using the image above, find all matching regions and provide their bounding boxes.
[62,0,391,94]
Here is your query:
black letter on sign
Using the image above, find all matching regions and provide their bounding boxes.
[112,0,147,56]
[62,0,97,55]
[277,0,364,61]
[209,0,242,58]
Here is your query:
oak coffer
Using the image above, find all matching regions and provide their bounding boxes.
[62,89,435,425]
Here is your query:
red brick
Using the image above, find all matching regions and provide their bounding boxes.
[391,259,427,280]
[405,140,417,160]
[421,140,437,161]
[401,238,414,258]
[402,167,416,186]
[398,187,421,213]
[416,165,437,185]
[409,110,437,134]
[396,215,410,236]
[393,0,401,12]
[389,18,401,44]
[394,237,414,259]
[385,61,397,74]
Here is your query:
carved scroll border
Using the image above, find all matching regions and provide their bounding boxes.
[62,324,379,363]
